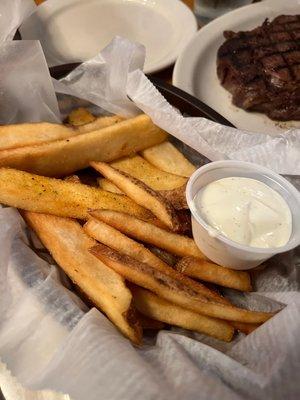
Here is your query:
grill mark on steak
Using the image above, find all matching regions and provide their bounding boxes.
[217,15,300,121]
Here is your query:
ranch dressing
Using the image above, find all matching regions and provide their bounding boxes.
[193,177,292,248]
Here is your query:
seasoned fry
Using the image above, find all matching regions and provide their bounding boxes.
[90,210,204,258]
[111,155,187,191]
[84,218,228,304]
[23,211,142,344]
[0,168,155,221]
[98,178,124,194]
[67,107,96,126]
[132,286,234,341]
[0,122,74,150]
[0,114,167,177]
[141,142,196,177]
[176,257,252,292]
[90,243,275,323]
[110,155,187,209]
[231,322,259,335]
[90,162,179,230]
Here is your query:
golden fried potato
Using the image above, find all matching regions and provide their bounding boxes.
[90,243,275,324]
[141,142,196,177]
[91,162,179,230]
[23,211,142,344]
[90,210,204,258]
[132,286,234,342]
[0,114,167,177]
[85,217,227,304]
[67,107,96,126]
[176,257,252,292]
[0,168,155,221]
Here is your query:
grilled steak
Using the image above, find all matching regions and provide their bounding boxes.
[217,15,300,121]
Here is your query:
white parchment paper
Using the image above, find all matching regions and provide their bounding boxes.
[0,0,60,124]
[58,36,300,175]
[0,4,299,398]
[0,207,299,400]
[0,0,35,43]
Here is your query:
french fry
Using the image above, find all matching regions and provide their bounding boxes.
[176,257,252,292]
[0,114,167,177]
[84,218,228,304]
[67,107,96,126]
[85,218,170,270]
[90,243,275,323]
[111,155,187,191]
[176,209,192,235]
[90,210,204,258]
[98,178,124,194]
[90,162,179,231]
[77,116,125,134]
[0,122,74,150]
[147,246,179,267]
[22,211,142,344]
[231,322,260,335]
[157,186,188,210]
[0,115,124,151]
[141,142,196,178]
[132,286,234,342]
[0,168,155,221]
[110,155,187,209]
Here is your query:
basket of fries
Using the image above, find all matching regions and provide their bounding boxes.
[0,4,300,399]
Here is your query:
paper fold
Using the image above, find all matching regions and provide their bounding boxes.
[0,0,60,124]
[56,37,300,175]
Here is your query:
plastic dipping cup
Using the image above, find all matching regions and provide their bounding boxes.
[186,160,300,270]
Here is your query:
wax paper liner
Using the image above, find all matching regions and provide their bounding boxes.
[0,30,300,400]
[0,0,35,43]
[0,0,60,124]
[58,36,300,175]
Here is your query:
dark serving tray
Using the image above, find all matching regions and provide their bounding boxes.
[49,64,234,127]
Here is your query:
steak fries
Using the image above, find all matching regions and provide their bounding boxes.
[176,257,252,292]
[90,210,205,258]
[132,286,234,342]
[84,217,229,304]
[90,162,180,230]
[0,168,154,221]
[0,114,167,176]
[141,142,196,178]
[23,211,142,344]
[90,243,274,324]
[0,108,279,344]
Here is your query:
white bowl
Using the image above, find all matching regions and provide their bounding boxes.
[20,0,197,74]
[186,161,300,270]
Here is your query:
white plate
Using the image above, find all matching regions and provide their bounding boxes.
[173,0,300,135]
[20,0,197,74]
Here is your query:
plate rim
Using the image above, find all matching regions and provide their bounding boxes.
[20,0,198,74]
[173,0,300,133]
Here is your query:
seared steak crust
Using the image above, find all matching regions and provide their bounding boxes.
[217,15,300,121]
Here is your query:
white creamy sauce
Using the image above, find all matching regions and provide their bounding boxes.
[193,177,292,248]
